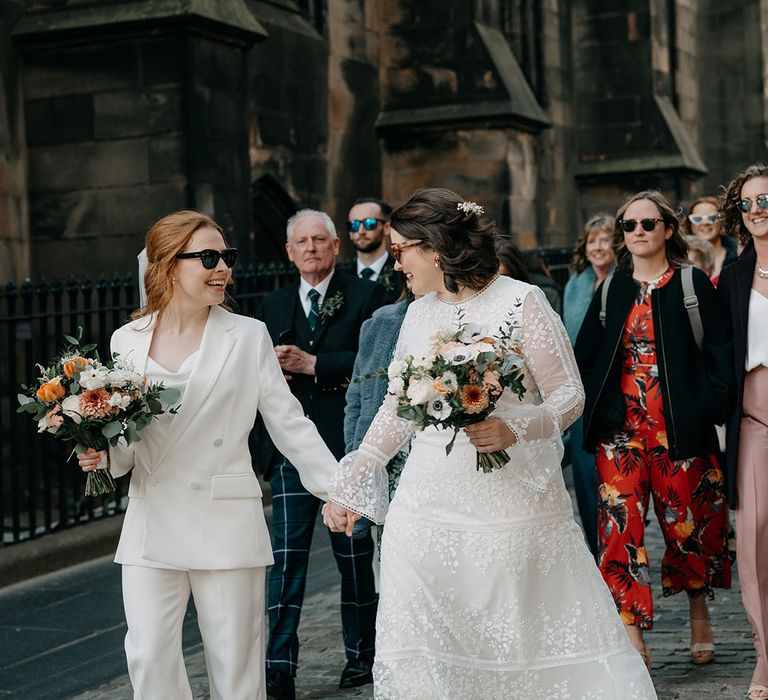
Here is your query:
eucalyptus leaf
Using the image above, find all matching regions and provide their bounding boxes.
[147,398,162,414]
[101,421,123,439]
[63,334,79,346]
[125,421,139,444]
[70,382,80,393]
[17,393,34,406]
[158,388,181,404]
[80,343,97,353]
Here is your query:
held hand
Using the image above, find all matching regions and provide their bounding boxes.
[464,418,517,452]
[77,448,105,472]
[275,344,317,376]
[322,502,362,537]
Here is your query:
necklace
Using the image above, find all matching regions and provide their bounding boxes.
[438,275,499,306]
[757,261,768,279]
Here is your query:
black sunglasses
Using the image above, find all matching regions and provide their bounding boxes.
[175,248,238,269]
[347,218,385,233]
[619,218,664,233]
[737,193,768,213]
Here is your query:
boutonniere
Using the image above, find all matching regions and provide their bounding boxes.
[377,265,395,292]
[319,291,344,324]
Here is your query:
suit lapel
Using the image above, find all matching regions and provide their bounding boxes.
[312,271,346,348]
[735,246,756,341]
[152,305,237,471]
[122,314,156,375]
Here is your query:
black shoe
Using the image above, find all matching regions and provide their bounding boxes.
[339,658,374,689]
[266,668,295,700]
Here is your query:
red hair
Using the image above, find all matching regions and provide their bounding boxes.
[132,210,227,321]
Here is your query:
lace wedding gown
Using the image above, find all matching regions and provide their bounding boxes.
[329,276,657,699]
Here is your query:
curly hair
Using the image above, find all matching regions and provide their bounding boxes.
[613,190,689,271]
[390,188,499,293]
[681,195,722,237]
[720,163,768,245]
[132,210,229,321]
[570,213,614,274]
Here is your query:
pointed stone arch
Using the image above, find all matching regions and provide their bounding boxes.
[250,174,297,264]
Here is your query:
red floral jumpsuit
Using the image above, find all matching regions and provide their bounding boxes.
[595,269,731,629]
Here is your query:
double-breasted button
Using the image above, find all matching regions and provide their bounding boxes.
[190,481,202,490]
[213,439,223,447]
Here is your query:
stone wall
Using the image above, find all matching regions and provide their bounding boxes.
[0,0,27,283]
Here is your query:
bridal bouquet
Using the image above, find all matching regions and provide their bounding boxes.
[387,313,527,473]
[17,328,180,496]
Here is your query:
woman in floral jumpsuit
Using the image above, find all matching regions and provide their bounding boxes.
[576,190,733,669]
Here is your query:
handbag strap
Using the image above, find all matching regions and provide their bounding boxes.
[682,265,704,352]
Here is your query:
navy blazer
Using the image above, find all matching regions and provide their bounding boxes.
[718,242,756,507]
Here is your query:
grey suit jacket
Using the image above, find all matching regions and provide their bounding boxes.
[344,300,409,453]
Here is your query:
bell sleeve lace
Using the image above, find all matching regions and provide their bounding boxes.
[494,286,585,492]
[328,323,414,524]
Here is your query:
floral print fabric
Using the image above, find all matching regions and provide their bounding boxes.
[596,269,731,629]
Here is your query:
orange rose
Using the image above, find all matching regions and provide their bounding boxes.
[36,377,65,403]
[63,356,89,378]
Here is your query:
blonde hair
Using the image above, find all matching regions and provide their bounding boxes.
[132,210,227,321]
[570,213,614,274]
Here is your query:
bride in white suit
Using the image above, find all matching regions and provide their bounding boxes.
[78,210,339,699]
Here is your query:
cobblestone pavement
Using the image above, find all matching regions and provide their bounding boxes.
[71,510,756,700]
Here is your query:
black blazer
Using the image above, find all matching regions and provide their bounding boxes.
[367,254,403,305]
[575,267,735,461]
[717,243,756,507]
[253,270,387,473]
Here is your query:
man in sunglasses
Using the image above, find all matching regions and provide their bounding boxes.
[347,197,402,304]
[253,209,386,700]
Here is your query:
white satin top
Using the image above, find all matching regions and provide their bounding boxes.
[746,290,768,371]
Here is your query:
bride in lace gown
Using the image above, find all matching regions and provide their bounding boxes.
[323,188,656,699]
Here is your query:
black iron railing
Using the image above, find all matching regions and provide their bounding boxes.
[0,250,572,546]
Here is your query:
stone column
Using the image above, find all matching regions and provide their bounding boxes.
[13,0,266,276]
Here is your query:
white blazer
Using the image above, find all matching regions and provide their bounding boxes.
[108,305,338,570]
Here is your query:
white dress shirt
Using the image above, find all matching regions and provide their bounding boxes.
[356,250,389,281]
[298,270,335,317]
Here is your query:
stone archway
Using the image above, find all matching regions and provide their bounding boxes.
[250,174,297,264]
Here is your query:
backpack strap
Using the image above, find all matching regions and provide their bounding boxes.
[599,272,613,328]
[681,265,704,352]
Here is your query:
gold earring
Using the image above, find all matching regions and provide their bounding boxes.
[434,258,440,268]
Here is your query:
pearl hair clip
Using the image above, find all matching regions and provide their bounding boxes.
[457,201,484,217]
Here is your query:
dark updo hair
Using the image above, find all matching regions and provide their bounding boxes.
[720,163,768,244]
[389,188,499,293]
[496,238,531,283]
[613,190,689,271]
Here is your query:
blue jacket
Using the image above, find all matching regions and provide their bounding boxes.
[344,300,409,453]
[563,266,598,345]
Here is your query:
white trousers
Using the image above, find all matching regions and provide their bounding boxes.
[121,565,266,700]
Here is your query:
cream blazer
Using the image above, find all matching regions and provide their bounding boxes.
[108,305,338,570]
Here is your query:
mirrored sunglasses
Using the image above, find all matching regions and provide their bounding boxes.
[347,217,385,233]
[619,218,664,233]
[390,240,422,262]
[175,248,238,269]
[737,193,768,213]
[688,213,720,225]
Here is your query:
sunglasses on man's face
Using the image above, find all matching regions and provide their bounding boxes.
[390,240,422,262]
[737,193,768,213]
[175,248,238,269]
[619,218,664,233]
[347,218,384,233]
[688,213,720,225]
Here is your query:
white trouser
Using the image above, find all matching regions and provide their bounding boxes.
[121,565,266,700]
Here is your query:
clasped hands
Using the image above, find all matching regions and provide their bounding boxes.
[322,502,361,536]
[275,344,316,377]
